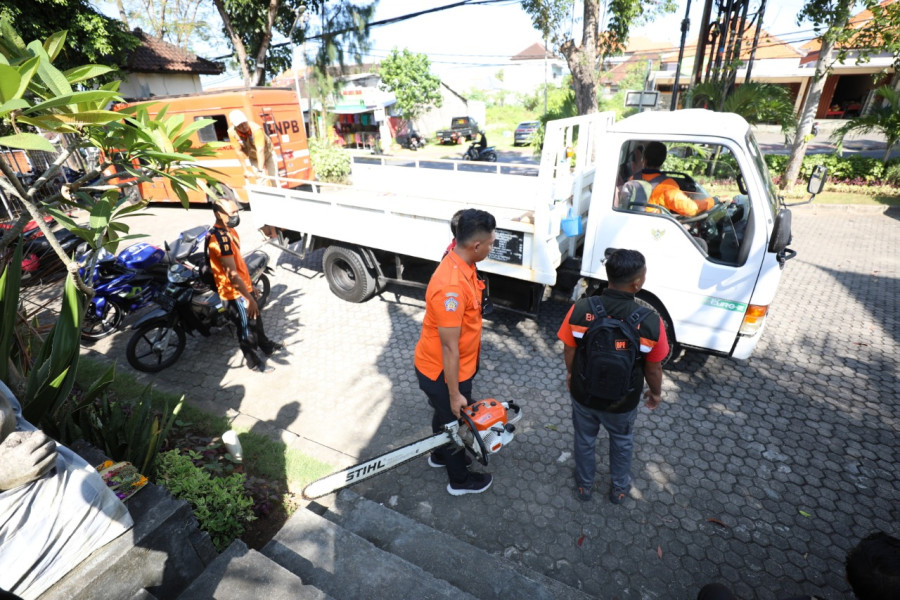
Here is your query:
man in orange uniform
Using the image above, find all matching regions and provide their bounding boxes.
[227,110,275,185]
[414,209,497,496]
[637,142,715,217]
[208,196,282,373]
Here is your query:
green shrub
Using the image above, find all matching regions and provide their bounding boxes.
[885,163,900,186]
[155,450,255,551]
[309,138,351,184]
[764,153,900,185]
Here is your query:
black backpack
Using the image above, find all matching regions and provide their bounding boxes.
[198,231,216,287]
[578,296,650,403]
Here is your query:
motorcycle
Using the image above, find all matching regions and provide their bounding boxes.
[124,245,272,373]
[463,143,497,162]
[79,225,210,341]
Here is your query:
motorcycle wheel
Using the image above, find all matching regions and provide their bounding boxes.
[126,319,186,372]
[81,301,124,341]
[255,274,271,308]
[486,151,498,162]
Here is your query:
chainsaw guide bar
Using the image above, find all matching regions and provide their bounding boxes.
[302,399,521,500]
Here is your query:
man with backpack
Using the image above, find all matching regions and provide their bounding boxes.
[557,249,668,504]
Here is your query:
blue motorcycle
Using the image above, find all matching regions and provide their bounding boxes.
[79,225,210,341]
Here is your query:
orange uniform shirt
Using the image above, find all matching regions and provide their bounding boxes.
[207,226,251,301]
[414,251,485,381]
[640,171,714,217]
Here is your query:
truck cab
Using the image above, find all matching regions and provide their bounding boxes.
[579,109,793,359]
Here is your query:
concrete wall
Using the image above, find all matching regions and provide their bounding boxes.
[119,73,203,100]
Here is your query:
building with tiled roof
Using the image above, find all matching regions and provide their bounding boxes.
[795,0,898,119]
[118,29,224,100]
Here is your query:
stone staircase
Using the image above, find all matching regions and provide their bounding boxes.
[40,448,592,600]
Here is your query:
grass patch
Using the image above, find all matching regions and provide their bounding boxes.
[485,105,538,149]
[74,356,333,489]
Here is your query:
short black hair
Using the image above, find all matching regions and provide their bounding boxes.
[846,532,900,600]
[644,142,667,169]
[455,209,496,246]
[450,209,465,238]
[605,248,646,285]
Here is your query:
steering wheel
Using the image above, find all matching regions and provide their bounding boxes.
[678,197,729,224]
[459,410,489,466]
[629,200,676,217]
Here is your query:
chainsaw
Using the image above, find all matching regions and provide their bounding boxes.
[302,399,522,500]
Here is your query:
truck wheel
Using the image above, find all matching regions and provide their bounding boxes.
[323,245,377,303]
[635,296,678,365]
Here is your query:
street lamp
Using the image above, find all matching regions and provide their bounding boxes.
[290,8,314,139]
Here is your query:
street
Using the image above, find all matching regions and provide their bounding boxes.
[72,200,900,599]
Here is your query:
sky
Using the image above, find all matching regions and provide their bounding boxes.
[146,0,816,89]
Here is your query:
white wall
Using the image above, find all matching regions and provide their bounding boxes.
[118,73,203,100]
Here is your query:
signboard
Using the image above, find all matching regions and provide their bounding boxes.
[489,229,524,265]
[624,90,659,108]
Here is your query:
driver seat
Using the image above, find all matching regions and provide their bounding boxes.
[618,179,654,212]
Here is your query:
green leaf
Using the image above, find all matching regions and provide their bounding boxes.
[42,30,66,62]
[0,133,55,152]
[63,64,114,85]
[799,510,813,518]
[23,90,121,114]
[0,236,23,382]
[26,40,72,97]
[90,196,113,231]
[0,64,20,102]
[0,98,29,117]
[13,56,40,99]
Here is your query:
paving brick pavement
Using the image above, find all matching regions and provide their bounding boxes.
[78,203,899,599]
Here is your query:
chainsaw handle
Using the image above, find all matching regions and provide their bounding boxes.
[459,411,489,466]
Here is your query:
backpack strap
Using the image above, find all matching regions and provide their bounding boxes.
[587,295,607,321]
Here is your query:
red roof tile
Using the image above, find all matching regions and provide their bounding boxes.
[127,29,223,75]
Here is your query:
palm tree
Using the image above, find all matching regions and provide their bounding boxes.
[831,85,900,165]
[684,81,798,136]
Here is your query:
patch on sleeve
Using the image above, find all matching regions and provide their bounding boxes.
[443,295,459,312]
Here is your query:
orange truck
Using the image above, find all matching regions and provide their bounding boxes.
[117,87,314,204]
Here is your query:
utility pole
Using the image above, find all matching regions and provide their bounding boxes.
[670,0,693,110]
[291,8,314,139]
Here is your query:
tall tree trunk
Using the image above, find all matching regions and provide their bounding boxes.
[115,0,130,29]
[212,0,252,86]
[251,0,280,86]
[157,0,168,39]
[560,0,600,115]
[781,36,836,192]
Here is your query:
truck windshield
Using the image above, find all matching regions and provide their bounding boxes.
[746,131,779,217]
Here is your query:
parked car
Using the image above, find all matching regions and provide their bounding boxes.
[514,121,540,146]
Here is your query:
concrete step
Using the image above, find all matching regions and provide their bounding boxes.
[39,442,217,600]
[262,502,478,600]
[177,540,332,600]
[319,490,594,600]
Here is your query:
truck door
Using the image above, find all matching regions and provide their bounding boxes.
[585,137,771,355]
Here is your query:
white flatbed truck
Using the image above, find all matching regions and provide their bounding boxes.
[249,110,823,361]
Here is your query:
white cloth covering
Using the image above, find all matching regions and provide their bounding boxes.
[0,381,133,599]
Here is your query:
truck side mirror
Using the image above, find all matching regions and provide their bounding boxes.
[768,208,792,254]
[807,165,827,195]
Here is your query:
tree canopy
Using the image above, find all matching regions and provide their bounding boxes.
[522,0,675,115]
[0,0,138,74]
[377,48,442,122]
[211,0,375,87]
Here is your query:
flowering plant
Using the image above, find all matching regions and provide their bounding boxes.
[96,460,148,502]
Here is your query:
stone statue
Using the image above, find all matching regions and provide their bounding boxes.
[0,381,133,599]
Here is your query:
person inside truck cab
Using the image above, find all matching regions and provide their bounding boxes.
[633,142,715,217]
[227,110,275,186]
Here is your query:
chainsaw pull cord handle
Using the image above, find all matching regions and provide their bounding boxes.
[459,410,489,466]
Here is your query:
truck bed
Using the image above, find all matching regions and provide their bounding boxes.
[250,159,577,284]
